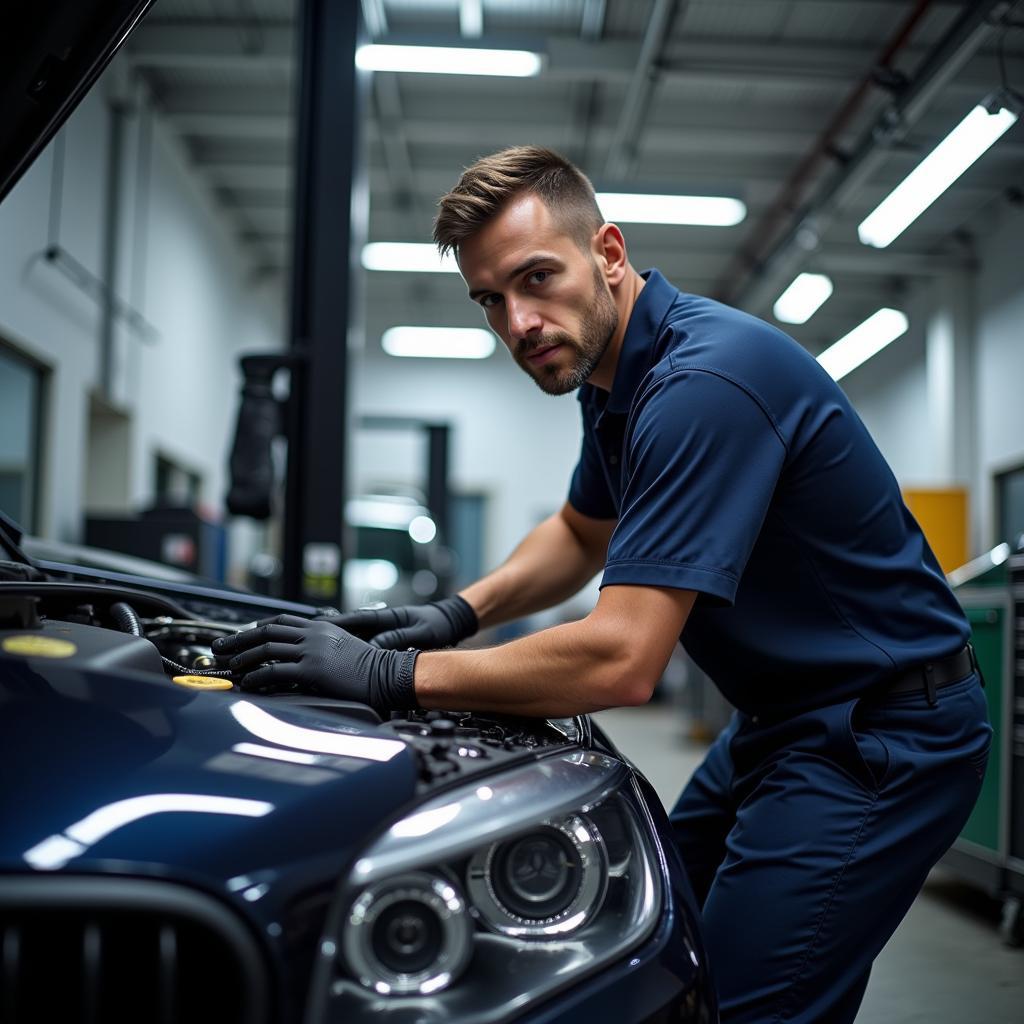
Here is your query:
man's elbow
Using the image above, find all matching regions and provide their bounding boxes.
[599,657,661,708]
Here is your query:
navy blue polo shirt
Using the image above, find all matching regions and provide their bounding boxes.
[569,269,969,715]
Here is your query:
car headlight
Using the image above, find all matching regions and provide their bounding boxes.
[343,871,473,995]
[306,751,664,1022]
[467,813,607,937]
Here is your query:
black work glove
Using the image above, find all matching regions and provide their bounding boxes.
[211,614,419,711]
[321,594,478,651]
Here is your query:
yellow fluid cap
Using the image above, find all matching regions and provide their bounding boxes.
[172,675,234,690]
[2,635,77,658]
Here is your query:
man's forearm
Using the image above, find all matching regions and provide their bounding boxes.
[415,585,696,719]
[415,617,639,718]
[459,506,610,630]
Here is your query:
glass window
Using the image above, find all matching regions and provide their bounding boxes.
[154,453,201,506]
[0,346,43,532]
[996,464,1024,552]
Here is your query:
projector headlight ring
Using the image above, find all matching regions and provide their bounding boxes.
[343,871,472,995]
[467,813,607,937]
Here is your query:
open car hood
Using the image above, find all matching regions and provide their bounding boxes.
[0,1,154,203]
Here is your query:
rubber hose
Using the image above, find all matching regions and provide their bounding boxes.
[110,601,143,637]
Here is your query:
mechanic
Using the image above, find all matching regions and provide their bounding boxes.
[215,146,992,1023]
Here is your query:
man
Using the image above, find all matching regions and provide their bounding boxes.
[215,147,991,1023]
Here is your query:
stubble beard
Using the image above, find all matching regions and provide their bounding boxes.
[517,267,619,396]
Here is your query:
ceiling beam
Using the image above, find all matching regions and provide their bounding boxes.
[604,0,685,180]
[128,23,1016,95]
[128,24,293,71]
[812,246,977,276]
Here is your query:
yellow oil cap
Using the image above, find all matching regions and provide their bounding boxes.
[172,675,233,690]
[3,635,77,658]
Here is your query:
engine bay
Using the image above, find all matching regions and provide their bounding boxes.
[0,556,576,789]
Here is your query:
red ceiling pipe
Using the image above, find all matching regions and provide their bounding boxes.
[714,0,936,303]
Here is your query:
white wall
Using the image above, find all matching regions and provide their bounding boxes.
[0,58,283,562]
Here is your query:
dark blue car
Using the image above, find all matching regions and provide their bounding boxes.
[0,523,717,1023]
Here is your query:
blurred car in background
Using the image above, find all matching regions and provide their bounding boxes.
[343,493,453,610]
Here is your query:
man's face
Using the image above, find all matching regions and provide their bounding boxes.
[457,193,619,395]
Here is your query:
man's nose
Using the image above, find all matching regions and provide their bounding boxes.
[506,297,542,340]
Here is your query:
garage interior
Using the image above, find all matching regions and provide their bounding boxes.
[1,0,1023,1020]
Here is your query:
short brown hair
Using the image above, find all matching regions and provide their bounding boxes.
[433,146,604,258]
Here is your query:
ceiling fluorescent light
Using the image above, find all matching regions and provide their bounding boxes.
[773,272,834,324]
[596,192,746,226]
[355,44,542,77]
[817,308,909,381]
[362,242,458,273]
[382,327,496,360]
[858,97,1019,248]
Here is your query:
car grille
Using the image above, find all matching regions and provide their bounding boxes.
[0,876,271,1024]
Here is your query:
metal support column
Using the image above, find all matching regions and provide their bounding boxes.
[282,0,368,603]
[426,424,451,543]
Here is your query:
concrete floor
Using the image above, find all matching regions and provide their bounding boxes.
[595,704,1023,1023]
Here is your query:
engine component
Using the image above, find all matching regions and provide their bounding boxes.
[0,619,165,676]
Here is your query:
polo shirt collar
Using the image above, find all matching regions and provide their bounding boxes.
[602,268,678,415]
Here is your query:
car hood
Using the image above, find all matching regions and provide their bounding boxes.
[0,661,418,889]
[1,2,155,203]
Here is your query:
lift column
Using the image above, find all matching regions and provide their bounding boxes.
[282,0,368,604]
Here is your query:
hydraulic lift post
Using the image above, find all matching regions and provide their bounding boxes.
[281,0,367,605]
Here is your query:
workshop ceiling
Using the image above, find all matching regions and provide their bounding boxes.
[127,0,1024,355]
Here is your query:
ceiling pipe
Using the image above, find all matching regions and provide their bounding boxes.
[720,0,1012,314]
[714,0,935,305]
[603,0,684,181]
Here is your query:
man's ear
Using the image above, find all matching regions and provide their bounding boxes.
[592,223,628,286]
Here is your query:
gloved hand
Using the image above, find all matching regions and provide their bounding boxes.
[211,614,419,711]
[321,594,478,651]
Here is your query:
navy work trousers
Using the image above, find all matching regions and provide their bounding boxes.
[669,674,992,1023]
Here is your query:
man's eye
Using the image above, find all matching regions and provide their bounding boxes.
[528,270,550,285]
[480,294,501,309]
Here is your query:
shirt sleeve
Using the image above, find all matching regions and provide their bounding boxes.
[602,368,787,604]
[567,408,618,519]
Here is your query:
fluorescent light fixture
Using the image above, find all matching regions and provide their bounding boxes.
[362,242,458,274]
[946,542,1011,586]
[382,326,496,360]
[817,308,909,381]
[596,192,746,226]
[858,98,1019,248]
[773,273,834,324]
[355,44,541,77]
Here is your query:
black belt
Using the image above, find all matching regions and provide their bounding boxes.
[886,645,979,706]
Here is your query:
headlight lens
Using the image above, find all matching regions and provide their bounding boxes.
[309,751,664,1023]
[344,871,472,995]
[468,814,607,936]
